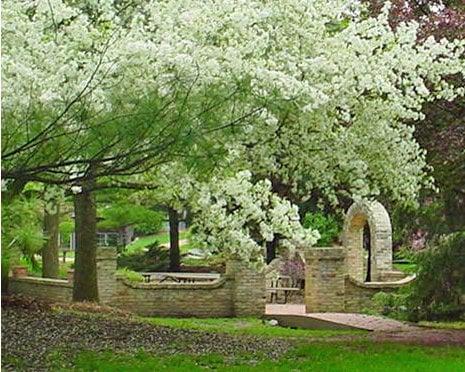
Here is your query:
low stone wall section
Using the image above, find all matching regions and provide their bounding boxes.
[9,277,72,303]
[110,278,234,317]
[344,275,416,313]
[8,250,265,318]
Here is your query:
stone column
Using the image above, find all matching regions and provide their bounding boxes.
[226,260,266,317]
[96,247,117,305]
[305,247,346,313]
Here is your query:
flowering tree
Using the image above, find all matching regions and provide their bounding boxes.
[152,0,464,260]
[367,0,465,242]
[192,171,319,269]
[215,1,464,210]
[3,0,464,288]
[1,0,253,299]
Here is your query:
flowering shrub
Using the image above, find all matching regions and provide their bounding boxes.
[192,171,319,269]
[279,253,305,285]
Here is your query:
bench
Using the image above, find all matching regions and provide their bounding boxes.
[267,287,300,304]
[267,276,302,304]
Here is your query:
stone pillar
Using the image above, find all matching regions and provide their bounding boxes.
[67,269,74,285]
[226,260,266,317]
[305,247,345,313]
[96,247,117,305]
[344,218,365,282]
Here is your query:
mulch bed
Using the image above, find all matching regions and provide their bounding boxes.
[1,295,291,371]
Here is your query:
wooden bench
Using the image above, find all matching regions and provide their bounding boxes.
[267,276,302,304]
[267,287,300,304]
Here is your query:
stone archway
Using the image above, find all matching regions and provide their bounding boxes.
[343,201,392,282]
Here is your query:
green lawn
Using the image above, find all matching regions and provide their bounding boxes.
[125,230,190,254]
[143,317,364,339]
[71,342,465,371]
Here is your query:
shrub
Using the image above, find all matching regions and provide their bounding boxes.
[117,241,169,272]
[406,232,465,321]
[302,212,341,247]
[2,196,44,289]
[393,246,417,262]
[372,291,409,320]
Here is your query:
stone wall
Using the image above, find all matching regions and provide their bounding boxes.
[226,260,266,316]
[111,278,233,317]
[9,277,72,303]
[344,276,415,313]
[304,247,345,312]
[9,249,266,318]
[304,246,414,313]
[96,247,117,305]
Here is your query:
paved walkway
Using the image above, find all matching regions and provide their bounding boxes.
[266,304,419,332]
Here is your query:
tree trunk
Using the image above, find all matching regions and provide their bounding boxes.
[73,178,99,302]
[42,199,60,278]
[168,207,180,272]
[266,236,279,264]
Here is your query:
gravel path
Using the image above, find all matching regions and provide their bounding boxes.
[2,306,291,371]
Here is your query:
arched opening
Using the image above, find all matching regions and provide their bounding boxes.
[363,223,371,282]
[343,201,393,282]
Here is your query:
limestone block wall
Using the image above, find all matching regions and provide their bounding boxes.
[226,260,266,316]
[9,277,72,303]
[305,247,345,312]
[9,250,266,318]
[304,245,413,313]
[111,278,233,317]
[344,275,415,313]
[96,247,117,305]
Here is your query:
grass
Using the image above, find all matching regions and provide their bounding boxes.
[70,342,465,371]
[125,230,190,255]
[143,317,365,339]
[116,268,144,282]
